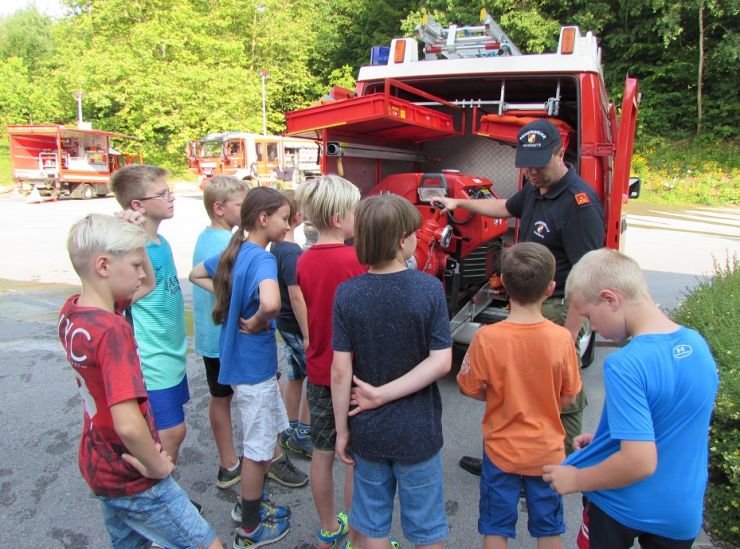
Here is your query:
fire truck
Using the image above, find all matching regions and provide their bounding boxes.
[187,132,320,188]
[7,124,141,199]
[285,11,640,359]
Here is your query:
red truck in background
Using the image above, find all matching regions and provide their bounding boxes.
[285,11,641,361]
[187,132,320,189]
[7,124,141,199]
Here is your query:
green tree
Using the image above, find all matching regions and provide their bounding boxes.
[0,7,55,70]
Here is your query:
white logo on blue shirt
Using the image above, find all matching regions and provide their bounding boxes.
[673,344,693,359]
[533,220,550,239]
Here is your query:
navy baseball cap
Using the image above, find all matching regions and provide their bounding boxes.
[515,120,562,168]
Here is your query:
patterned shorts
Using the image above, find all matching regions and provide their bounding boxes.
[307,382,336,452]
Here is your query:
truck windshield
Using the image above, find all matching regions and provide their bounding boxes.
[200,141,223,157]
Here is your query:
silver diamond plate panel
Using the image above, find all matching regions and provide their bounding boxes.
[421,134,520,198]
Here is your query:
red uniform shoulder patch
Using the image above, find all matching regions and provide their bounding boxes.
[574,192,590,206]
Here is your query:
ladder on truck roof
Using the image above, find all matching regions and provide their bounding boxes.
[416,9,521,60]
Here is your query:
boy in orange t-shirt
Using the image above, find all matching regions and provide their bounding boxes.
[458,242,582,549]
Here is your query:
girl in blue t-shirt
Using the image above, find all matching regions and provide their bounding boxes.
[190,187,293,547]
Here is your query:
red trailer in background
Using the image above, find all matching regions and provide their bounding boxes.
[7,124,142,199]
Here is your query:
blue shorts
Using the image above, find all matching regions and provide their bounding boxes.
[99,476,217,549]
[479,452,565,539]
[147,376,190,430]
[279,330,307,381]
[351,452,449,545]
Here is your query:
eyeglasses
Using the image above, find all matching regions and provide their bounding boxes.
[138,190,174,201]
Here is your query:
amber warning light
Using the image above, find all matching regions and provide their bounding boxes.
[560,27,576,54]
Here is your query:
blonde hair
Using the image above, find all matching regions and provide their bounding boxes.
[67,214,148,277]
[110,164,169,208]
[295,175,360,231]
[566,248,650,303]
[203,175,250,220]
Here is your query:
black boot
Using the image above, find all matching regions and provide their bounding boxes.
[459,456,482,476]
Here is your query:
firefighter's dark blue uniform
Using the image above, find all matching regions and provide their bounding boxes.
[505,165,605,297]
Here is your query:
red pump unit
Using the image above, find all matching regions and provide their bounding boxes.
[368,171,508,283]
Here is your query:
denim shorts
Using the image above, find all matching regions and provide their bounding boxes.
[147,376,190,430]
[479,451,565,539]
[233,377,290,461]
[99,476,217,549]
[279,330,307,381]
[351,452,449,545]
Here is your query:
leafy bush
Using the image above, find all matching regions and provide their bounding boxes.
[672,255,740,546]
[632,138,740,206]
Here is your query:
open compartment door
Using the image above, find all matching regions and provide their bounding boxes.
[285,79,463,143]
[606,76,639,249]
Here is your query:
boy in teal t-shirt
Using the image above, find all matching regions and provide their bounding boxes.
[110,164,188,465]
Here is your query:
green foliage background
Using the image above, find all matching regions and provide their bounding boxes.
[672,256,740,545]
[0,0,737,198]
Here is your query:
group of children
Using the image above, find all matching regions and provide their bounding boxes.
[59,164,719,549]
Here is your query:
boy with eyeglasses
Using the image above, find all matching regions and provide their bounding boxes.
[110,165,192,476]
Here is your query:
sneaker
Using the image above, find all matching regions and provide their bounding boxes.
[317,511,349,547]
[279,428,294,450]
[231,491,291,523]
[233,520,290,548]
[217,457,243,489]
[267,453,309,488]
[342,538,398,549]
[459,455,482,476]
[285,430,313,458]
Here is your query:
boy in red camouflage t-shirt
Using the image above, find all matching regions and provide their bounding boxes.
[58,213,222,549]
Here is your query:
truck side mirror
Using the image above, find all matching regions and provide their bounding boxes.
[628,177,641,199]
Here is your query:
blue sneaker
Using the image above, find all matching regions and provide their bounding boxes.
[231,491,291,523]
[233,519,289,548]
[285,429,313,458]
[317,511,349,547]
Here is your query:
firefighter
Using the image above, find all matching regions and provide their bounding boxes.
[436,119,605,475]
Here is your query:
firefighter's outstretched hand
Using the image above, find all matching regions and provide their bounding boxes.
[432,196,457,214]
[116,209,146,226]
[348,375,385,416]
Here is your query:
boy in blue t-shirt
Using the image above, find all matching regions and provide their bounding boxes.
[110,164,189,466]
[543,249,719,548]
[192,175,248,489]
[332,194,452,549]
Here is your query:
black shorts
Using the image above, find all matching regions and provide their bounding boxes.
[202,356,234,398]
[307,382,336,452]
[582,498,694,549]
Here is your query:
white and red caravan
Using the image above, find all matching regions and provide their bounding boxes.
[7,124,141,199]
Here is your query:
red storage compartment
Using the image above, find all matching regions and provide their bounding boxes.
[285,79,463,143]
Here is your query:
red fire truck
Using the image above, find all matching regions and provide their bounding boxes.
[7,124,141,199]
[187,132,320,189]
[285,12,640,358]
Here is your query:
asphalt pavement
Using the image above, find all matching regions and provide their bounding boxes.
[0,189,736,548]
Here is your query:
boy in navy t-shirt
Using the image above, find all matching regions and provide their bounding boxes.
[543,249,719,548]
[332,194,452,549]
[271,195,312,458]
